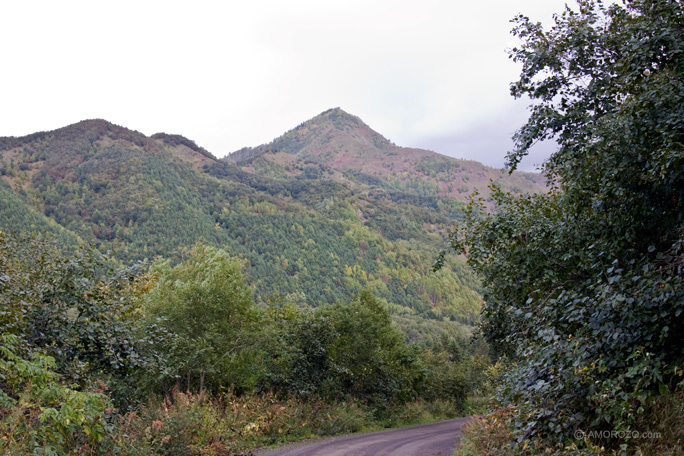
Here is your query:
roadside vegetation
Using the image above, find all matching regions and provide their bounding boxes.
[0,232,486,455]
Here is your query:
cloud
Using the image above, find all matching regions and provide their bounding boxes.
[409,104,556,172]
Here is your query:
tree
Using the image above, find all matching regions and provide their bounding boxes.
[0,230,159,401]
[508,0,684,248]
[261,291,423,405]
[438,0,684,449]
[143,242,261,394]
[321,290,420,404]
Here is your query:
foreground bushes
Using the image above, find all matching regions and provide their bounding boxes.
[120,389,459,455]
[0,334,114,455]
[1,324,466,455]
[1,382,460,456]
[1,232,480,455]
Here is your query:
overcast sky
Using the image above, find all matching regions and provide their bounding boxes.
[1,1,571,172]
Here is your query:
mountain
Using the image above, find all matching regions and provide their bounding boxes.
[0,111,546,338]
[0,180,79,246]
[223,108,546,201]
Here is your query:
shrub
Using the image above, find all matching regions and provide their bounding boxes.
[0,334,116,455]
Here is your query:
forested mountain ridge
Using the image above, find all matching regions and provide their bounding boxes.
[0,111,545,333]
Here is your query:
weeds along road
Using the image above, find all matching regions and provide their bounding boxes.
[256,417,470,456]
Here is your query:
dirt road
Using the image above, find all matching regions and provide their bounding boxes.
[255,417,470,456]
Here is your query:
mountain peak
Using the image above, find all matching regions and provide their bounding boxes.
[221,108,547,201]
[298,107,387,143]
[260,107,394,158]
[317,107,364,126]
[319,106,348,116]
[0,118,217,180]
[223,107,391,163]
[54,119,141,140]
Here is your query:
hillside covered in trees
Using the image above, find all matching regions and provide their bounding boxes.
[0,109,545,329]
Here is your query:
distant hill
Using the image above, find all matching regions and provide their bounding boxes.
[0,111,547,337]
[223,108,546,201]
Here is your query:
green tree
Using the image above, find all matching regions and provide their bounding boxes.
[439,0,684,450]
[143,242,261,394]
[262,291,423,405]
[0,230,160,405]
[322,291,421,404]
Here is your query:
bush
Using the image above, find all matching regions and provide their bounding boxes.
[0,230,163,407]
[0,334,116,455]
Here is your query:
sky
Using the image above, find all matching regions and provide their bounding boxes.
[1,0,571,172]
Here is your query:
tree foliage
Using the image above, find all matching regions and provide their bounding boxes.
[260,290,474,409]
[0,334,114,455]
[261,291,418,403]
[439,0,684,450]
[143,243,261,395]
[0,231,160,397]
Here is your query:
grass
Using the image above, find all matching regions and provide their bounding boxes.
[105,388,464,456]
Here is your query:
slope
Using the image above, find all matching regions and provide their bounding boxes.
[0,180,79,247]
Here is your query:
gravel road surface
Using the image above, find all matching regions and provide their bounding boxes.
[255,417,470,456]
